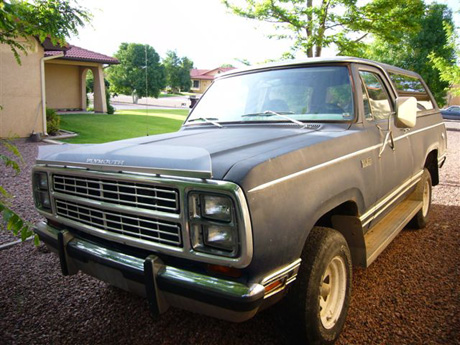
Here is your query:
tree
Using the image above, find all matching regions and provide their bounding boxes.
[164,50,182,93]
[179,56,194,92]
[107,43,166,100]
[0,0,90,64]
[222,0,424,58]
[353,3,456,106]
[234,58,251,66]
[1,0,90,243]
[163,50,194,93]
[429,23,460,98]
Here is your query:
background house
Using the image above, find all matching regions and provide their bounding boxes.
[190,67,235,94]
[0,38,118,138]
[446,86,460,106]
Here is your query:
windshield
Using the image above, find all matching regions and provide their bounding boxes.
[186,66,354,124]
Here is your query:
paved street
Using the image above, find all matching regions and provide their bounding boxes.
[111,94,193,110]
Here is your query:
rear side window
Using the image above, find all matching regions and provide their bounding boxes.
[389,73,434,111]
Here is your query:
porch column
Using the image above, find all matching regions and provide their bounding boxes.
[92,65,107,113]
[80,67,89,110]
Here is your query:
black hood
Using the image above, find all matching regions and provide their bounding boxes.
[38,124,348,181]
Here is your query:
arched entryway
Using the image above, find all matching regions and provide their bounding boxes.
[80,65,107,113]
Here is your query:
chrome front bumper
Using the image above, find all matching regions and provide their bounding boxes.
[34,221,265,322]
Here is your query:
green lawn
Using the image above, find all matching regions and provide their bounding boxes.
[158,92,195,98]
[59,109,188,144]
[115,108,189,121]
[158,93,184,98]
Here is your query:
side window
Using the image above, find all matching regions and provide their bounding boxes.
[361,80,372,120]
[389,72,434,112]
[360,71,393,120]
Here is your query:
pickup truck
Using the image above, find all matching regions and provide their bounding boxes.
[33,57,447,344]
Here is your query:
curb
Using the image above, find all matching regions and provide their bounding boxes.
[42,139,66,145]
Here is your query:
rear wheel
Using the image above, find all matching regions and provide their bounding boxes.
[287,227,352,344]
[410,168,432,229]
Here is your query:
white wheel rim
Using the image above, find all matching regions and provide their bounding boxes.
[422,180,430,217]
[319,256,347,329]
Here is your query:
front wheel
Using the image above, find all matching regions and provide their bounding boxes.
[410,168,432,229]
[287,227,352,344]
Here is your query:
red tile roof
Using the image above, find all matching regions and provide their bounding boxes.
[191,74,215,80]
[190,69,209,77]
[44,45,119,65]
[190,67,236,80]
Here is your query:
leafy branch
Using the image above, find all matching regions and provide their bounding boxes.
[429,23,460,97]
[222,0,425,58]
[0,140,38,244]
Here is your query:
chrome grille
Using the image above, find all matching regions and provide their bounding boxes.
[55,199,182,247]
[53,174,179,213]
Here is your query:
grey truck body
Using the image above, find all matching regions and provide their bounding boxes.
[33,57,447,322]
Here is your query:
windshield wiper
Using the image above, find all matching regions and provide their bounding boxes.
[242,110,307,128]
[187,117,222,128]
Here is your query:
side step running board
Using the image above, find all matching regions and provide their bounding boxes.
[364,199,422,267]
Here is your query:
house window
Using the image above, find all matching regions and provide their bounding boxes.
[193,80,200,89]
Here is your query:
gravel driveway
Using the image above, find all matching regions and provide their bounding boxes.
[1,122,459,345]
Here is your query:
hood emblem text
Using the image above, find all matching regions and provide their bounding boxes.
[86,158,125,165]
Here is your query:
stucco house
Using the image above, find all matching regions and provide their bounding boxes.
[446,86,460,106]
[190,67,235,94]
[0,37,118,138]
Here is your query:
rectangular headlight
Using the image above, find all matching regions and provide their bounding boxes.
[38,191,51,209]
[202,195,232,222]
[204,224,236,251]
[33,172,51,211]
[35,172,49,190]
[188,192,239,257]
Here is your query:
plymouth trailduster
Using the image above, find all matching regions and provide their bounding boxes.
[33,57,447,344]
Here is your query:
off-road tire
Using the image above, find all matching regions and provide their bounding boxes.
[410,168,432,229]
[286,226,352,344]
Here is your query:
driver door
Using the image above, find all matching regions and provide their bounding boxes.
[359,67,414,227]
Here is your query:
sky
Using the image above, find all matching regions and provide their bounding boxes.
[70,0,460,69]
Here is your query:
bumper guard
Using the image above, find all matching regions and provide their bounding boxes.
[35,221,265,322]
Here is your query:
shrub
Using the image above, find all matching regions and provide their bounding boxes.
[107,104,115,115]
[46,108,60,135]
[106,90,115,114]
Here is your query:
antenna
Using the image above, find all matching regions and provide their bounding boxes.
[145,44,149,136]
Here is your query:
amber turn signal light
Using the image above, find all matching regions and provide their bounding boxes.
[264,279,283,295]
[207,264,242,278]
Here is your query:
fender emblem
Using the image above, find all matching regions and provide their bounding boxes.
[361,158,372,168]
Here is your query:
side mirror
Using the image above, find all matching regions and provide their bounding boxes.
[395,97,417,128]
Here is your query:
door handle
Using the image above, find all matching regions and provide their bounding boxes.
[379,131,395,157]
